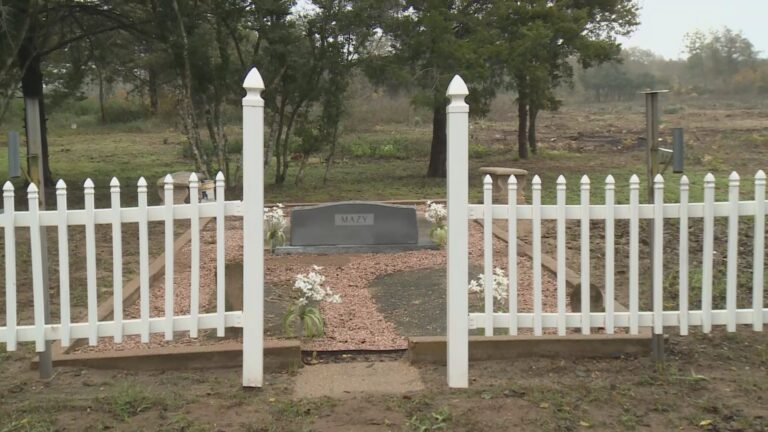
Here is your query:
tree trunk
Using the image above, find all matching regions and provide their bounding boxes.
[148,67,159,115]
[171,0,210,178]
[426,104,447,178]
[18,37,54,187]
[322,122,340,185]
[528,105,538,155]
[517,101,529,160]
[97,66,106,123]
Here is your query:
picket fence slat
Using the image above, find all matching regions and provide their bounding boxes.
[580,176,590,334]
[189,174,200,339]
[164,175,175,340]
[653,175,664,335]
[702,173,715,333]
[56,181,72,347]
[556,176,567,336]
[28,185,46,352]
[532,175,543,336]
[84,179,98,345]
[726,172,740,332]
[216,172,226,337]
[110,178,123,343]
[604,176,615,335]
[679,176,690,335]
[754,171,766,331]
[507,176,518,335]
[4,183,17,351]
[138,177,150,343]
[483,176,493,337]
[629,175,640,335]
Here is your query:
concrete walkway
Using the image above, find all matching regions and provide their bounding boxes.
[293,361,425,398]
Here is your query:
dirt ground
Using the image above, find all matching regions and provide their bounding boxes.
[1,328,766,431]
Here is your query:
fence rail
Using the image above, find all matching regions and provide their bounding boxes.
[469,171,766,338]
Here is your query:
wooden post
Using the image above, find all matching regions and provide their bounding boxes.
[446,75,469,388]
[242,67,265,387]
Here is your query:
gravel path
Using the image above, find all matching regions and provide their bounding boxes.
[73,208,564,353]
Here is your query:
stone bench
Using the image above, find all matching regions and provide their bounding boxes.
[156,171,210,204]
[479,167,528,204]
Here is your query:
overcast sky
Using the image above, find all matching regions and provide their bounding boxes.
[619,0,768,59]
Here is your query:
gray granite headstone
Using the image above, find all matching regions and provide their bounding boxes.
[290,201,418,246]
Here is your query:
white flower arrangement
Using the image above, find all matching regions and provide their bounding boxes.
[284,265,341,338]
[468,267,509,301]
[425,200,448,247]
[264,204,287,249]
[425,200,447,226]
[293,265,341,306]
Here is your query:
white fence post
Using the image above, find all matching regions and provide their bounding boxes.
[242,67,265,387]
[753,170,765,331]
[580,175,590,334]
[446,75,469,388]
[3,182,17,351]
[483,175,493,336]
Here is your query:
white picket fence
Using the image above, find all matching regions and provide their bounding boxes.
[2,68,766,391]
[0,68,267,387]
[0,175,241,348]
[469,171,767,335]
[444,74,768,388]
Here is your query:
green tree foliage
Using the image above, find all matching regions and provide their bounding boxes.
[367,0,500,177]
[489,0,639,158]
[684,27,765,94]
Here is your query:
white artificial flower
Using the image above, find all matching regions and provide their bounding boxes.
[293,266,341,306]
[425,200,447,225]
[468,267,509,301]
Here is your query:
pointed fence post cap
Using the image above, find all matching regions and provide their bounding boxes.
[507,174,517,185]
[605,174,615,184]
[680,175,689,185]
[56,179,67,189]
[483,174,492,186]
[110,177,120,187]
[532,175,541,185]
[704,172,715,183]
[83,178,95,188]
[629,174,640,184]
[728,171,740,181]
[654,173,664,183]
[216,171,225,181]
[137,177,148,187]
[164,174,174,184]
[188,172,198,183]
[243,67,265,91]
[3,181,14,192]
[27,182,38,193]
[756,170,766,180]
[446,75,469,97]
[556,175,566,185]
[580,175,590,185]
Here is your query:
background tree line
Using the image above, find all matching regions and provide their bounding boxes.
[0,0,664,186]
[580,27,768,102]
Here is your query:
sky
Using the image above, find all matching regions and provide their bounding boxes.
[619,0,768,59]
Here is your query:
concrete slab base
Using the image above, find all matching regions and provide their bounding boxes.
[408,334,652,364]
[294,361,425,398]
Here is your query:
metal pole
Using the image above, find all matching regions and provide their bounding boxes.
[642,90,666,363]
[25,97,53,379]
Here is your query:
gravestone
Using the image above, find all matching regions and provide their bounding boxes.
[277,201,435,254]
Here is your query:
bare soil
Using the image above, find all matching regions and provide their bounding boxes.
[1,328,766,431]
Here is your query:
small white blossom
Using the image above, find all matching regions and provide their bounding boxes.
[264,204,287,233]
[425,200,447,226]
[468,267,509,301]
[293,266,341,305]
